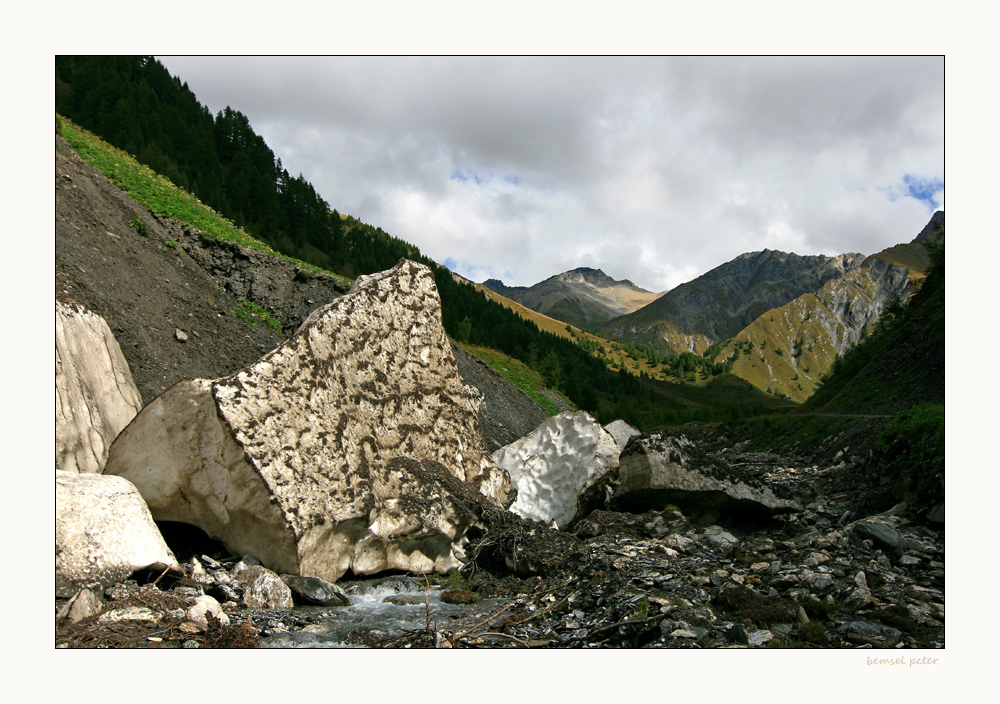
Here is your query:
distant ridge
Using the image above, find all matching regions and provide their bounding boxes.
[597,249,866,354]
[482,267,664,330]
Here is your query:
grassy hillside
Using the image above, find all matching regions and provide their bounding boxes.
[804,237,944,416]
[460,345,565,416]
[869,241,932,282]
[711,252,916,402]
[59,116,349,286]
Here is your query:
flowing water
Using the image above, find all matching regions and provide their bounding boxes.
[259,575,511,648]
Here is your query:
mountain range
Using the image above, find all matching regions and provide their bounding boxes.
[483,268,664,330]
[481,211,943,401]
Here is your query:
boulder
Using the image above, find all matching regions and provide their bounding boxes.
[612,432,802,522]
[56,302,142,474]
[699,525,739,551]
[56,471,179,597]
[603,419,641,452]
[105,260,513,583]
[492,410,621,529]
[234,565,294,610]
[851,518,904,554]
[281,574,350,606]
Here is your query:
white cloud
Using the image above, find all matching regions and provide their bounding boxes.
[158,56,943,291]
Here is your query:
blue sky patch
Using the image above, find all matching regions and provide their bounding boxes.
[451,168,485,185]
[903,174,943,210]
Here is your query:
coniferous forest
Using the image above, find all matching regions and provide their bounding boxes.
[56,55,793,427]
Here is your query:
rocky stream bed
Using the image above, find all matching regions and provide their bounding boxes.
[56,432,944,651]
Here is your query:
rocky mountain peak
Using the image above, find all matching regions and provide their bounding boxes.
[482,268,663,330]
[912,211,944,243]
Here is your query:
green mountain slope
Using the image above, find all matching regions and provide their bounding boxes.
[598,249,865,355]
[804,232,944,415]
[716,255,914,402]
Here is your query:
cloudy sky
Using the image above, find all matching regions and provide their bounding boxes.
[158,56,943,292]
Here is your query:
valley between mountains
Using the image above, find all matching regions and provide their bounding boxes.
[55,121,945,650]
[53,56,944,651]
[484,211,941,403]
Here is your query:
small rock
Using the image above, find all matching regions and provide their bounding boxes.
[58,588,104,624]
[748,630,774,647]
[710,569,730,586]
[98,606,161,623]
[200,555,224,570]
[852,519,903,554]
[841,620,903,647]
[189,557,213,584]
[175,328,188,342]
[235,565,294,609]
[232,555,262,575]
[665,534,696,552]
[700,525,739,550]
[383,594,429,606]
[187,594,230,628]
[670,628,699,639]
[800,570,835,593]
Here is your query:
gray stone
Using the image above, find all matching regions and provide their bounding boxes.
[383,594,429,606]
[613,432,802,520]
[800,570,836,593]
[56,471,179,597]
[669,628,699,639]
[189,557,214,584]
[56,302,143,474]
[748,629,774,647]
[235,565,294,609]
[841,620,903,647]
[926,503,944,523]
[57,588,104,624]
[234,555,262,572]
[603,419,642,452]
[106,260,513,583]
[281,574,350,606]
[700,525,739,551]
[852,519,904,553]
